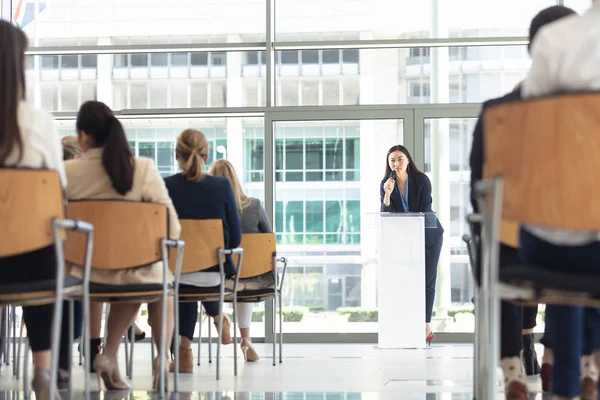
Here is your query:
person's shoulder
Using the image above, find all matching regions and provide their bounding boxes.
[482,88,522,110]
[163,172,183,186]
[204,175,230,190]
[412,172,431,186]
[18,102,55,137]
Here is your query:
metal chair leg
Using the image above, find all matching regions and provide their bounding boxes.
[129,319,136,380]
[5,306,11,366]
[272,298,276,367]
[208,308,213,364]
[16,315,24,380]
[124,331,130,378]
[233,304,238,376]
[12,307,16,375]
[23,339,30,396]
[279,293,283,364]
[68,300,74,395]
[197,307,202,366]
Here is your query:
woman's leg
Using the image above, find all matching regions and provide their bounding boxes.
[546,305,583,398]
[148,297,174,363]
[522,305,541,376]
[424,238,443,335]
[103,303,141,357]
[202,301,231,344]
[236,303,253,339]
[178,302,198,347]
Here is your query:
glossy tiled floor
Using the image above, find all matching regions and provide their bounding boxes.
[0,343,555,399]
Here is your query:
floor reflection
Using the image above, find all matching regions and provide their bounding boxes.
[0,392,556,400]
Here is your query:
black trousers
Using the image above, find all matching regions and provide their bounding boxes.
[426,238,443,323]
[179,300,220,341]
[0,246,56,352]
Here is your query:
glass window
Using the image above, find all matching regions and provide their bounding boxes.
[150,83,168,108]
[276,0,555,41]
[157,142,174,170]
[280,51,299,65]
[114,54,128,68]
[191,52,209,66]
[285,139,303,171]
[211,52,227,67]
[130,54,149,67]
[41,56,58,69]
[245,51,259,65]
[171,53,188,66]
[138,142,155,159]
[61,83,79,111]
[306,201,324,233]
[81,55,97,68]
[302,50,319,64]
[285,201,304,243]
[131,84,148,109]
[151,54,168,67]
[325,201,342,241]
[61,55,79,69]
[305,139,323,171]
[342,49,359,64]
[322,50,340,64]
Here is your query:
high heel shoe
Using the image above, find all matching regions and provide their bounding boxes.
[521,333,540,376]
[127,325,146,342]
[426,332,435,346]
[213,314,232,345]
[78,337,102,373]
[153,357,169,392]
[93,354,130,390]
[32,367,61,400]
[241,339,260,362]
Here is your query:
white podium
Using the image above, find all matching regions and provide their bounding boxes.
[372,213,427,349]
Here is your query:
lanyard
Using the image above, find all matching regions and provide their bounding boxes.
[395,179,409,212]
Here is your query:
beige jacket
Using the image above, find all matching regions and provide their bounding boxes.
[65,148,181,285]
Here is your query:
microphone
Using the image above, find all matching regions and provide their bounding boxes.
[389,170,396,181]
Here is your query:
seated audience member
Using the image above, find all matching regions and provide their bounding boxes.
[469,6,579,399]
[519,2,600,399]
[61,136,81,160]
[0,20,66,400]
[165,129,241,372]
[66,101,180,390]
[209,159,274,362]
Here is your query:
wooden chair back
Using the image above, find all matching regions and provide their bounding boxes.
[236,233,276,279]
[65,200,167,269]
[169,219,225,274]
[484,93,600,231]
[0,169,64,257]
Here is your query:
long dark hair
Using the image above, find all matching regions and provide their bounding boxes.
[382,145,422,182]
[76,101,134,195]
[0,21,28,165]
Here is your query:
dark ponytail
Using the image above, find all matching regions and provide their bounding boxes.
[76,101,134,195]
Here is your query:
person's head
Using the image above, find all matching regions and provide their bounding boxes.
[0,21,28,165]
[76,101,134,195]
[176,129,209,182]
[61,136,81,160]
[528,6,577,53]
[383,145,421,181]
[208,159,252,214]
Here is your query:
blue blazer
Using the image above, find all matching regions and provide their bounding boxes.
[380,172,444,247]
[164,173,242,276]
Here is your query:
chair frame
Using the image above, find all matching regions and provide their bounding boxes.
[63,199,184,396]
[173,245,243,384]
[0,169,94,400]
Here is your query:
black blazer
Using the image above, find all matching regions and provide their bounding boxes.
[468,87,522,284]
[379,172,444,247]
[164,174,242,276]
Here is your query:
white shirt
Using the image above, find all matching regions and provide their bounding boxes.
[522,2,600,245]
[4,102,66,187]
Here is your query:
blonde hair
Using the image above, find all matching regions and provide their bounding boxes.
[61,135,81,160]
[209,159,252,214]
[176,129,209,182]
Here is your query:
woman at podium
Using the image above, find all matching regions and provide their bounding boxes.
[380,145,444,345]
